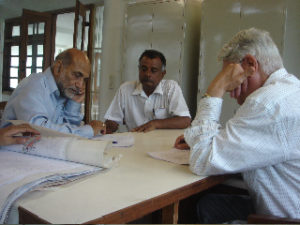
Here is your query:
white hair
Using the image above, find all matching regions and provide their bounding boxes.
[218,28,283,75]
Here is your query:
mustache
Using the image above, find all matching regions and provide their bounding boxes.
[141,78,153,83]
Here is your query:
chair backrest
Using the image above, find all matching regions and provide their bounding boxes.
[0,101,7,120]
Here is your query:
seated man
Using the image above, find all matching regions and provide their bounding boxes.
[104,49,191,133]
[175,28,300,222]
[1,48,105,138]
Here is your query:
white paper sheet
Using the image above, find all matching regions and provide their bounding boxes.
[147,148,190,165]
[1,136,114,168]
[94,134,135,147]
[0,150,101,224]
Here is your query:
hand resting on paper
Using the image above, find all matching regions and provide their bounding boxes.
[0,124,41,146]
[174,134,190,150]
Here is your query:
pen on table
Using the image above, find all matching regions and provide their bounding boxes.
[112,141,118,144]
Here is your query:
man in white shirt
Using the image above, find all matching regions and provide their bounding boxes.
[175,28,300,222]
[104,49,191,133]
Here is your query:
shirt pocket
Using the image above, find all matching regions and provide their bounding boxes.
[154,108,168,119]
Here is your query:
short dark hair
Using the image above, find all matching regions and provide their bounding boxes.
[139,49,166,71]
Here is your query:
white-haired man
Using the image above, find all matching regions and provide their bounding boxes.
[175,28,300,222]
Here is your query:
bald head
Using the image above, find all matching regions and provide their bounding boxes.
[55,48,90,68]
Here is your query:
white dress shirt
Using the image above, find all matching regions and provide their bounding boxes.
[104,80,191,131]
[184,68,300,218]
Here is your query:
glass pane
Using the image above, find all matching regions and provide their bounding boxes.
[28,24,34,35]
[11,57,19,67]
[36,68,43,73]
[27,45,32,56]
[26,68,32,76]
[55,12,75,58]
[37,57,43,67]
[26,57,32,67]
[38,22,45,34]
[10,79,18,88]
[94,6,104,49]
[37,45,43,55]
[10,67,18,77]
[86,10,90,23]
[76,15,83,49]
[11,46,19,55]
[12,26,20,36]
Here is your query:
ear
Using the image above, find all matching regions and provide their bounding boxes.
[241,54,258,76]
[162,70,166,77]
[52,60,63,79]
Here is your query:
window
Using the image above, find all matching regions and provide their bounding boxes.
[2,20,22,90]
[2,10,51,91]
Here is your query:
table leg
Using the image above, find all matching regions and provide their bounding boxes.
[161,201,179,224]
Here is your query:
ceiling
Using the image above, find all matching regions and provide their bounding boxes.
[0,0,103,19]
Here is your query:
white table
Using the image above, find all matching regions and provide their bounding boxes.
[18,129,231,223]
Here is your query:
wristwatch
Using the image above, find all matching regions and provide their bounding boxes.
[201,93,211,99]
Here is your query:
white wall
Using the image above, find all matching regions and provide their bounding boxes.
[98,0,127,120]
[198,0,298,125]
[0,19,4,101]
[283,0,300,77]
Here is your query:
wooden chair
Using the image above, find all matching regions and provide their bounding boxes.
[0,101,7,120]
[248,214,300,224]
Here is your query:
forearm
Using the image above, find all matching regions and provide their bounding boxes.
[154,116,191,129]
[30,116,93,138]
[184,97,223,175]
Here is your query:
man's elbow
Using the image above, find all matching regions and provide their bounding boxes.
[181,116,191,128]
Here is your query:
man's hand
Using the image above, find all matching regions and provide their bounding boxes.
[174,134,190,150]
[88,120,106,136]
[207,63,246,98]
[105,120,119,134]
[0,124,41,146]
[131,120,158,133]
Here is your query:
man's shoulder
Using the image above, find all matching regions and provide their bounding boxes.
[119,80,139,92]
[161,79,178,85]
[16,72,45,91]
[246,73,300,108]
[160,80,183,94]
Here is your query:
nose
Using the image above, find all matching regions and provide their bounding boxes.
[145,69,152,78]
[75,78,85,89]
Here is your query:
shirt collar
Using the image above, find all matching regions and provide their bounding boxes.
[132,81,164,97]
[44,67,60,97]
[263,68,287,86]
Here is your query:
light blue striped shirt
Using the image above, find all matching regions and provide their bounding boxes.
[1,68,93,138]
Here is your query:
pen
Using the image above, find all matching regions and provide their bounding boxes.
[112,141,118,144]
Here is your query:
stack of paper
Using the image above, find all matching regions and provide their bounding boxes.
[0,121,120,223]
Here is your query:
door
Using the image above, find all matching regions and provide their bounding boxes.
[73,0,95,123]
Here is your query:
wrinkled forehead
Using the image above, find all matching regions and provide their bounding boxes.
[139,56,163,69]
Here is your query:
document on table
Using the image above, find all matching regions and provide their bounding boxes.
[8,120,117,168]
[147,148,190,165]
[94,133,135,147]
[0,122,120,223]
[0,150,101,224]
